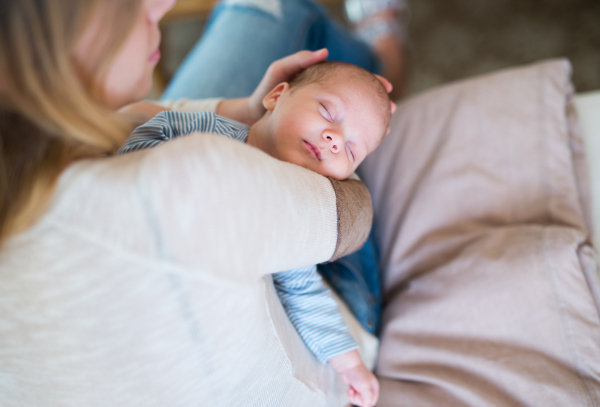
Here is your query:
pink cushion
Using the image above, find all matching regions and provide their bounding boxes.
[359,60,600,405]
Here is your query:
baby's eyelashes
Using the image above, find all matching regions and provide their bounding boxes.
[320,103,334,122]
[346,143,355,161]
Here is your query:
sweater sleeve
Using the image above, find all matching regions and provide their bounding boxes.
[129,134,372,283]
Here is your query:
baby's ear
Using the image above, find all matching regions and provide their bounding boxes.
[263,82,290,111]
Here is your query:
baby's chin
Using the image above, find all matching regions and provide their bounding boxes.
[308,163,353,180]
[327,173,351,181]
[315,169,353,181]
[302,163,347,180]
[283,152,353,180]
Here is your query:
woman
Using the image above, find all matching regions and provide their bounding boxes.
[0,0,401,404]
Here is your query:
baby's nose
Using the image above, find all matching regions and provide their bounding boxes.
[322,131,342,153]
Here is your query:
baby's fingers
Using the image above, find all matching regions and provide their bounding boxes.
[361,388,375,407]
[347,386,375,407]
[372,378,380,405]
[347,387,363,406]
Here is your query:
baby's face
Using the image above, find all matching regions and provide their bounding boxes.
[263,78,388,180]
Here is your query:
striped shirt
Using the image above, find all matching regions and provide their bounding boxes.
[118,111,357,363]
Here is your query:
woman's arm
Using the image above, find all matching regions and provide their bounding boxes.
[119,49,330,128]
[133,133,372,282]
[118,102,171,128]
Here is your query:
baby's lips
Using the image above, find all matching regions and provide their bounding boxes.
[304,140,322,160]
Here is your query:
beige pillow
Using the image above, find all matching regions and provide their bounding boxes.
[359,60,600,405]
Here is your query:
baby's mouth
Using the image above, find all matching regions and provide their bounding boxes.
[304,141,322,160]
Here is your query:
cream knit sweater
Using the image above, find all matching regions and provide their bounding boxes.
[0,100,376,406]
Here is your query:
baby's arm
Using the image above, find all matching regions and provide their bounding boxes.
[273,267,379,406]
[117,111,248,155]
[273,266,357,362]
[118,111,212,155]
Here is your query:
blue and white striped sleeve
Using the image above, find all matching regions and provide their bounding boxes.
[273,266,358,364]
[117,111,249,155]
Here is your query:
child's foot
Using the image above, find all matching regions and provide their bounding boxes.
[345,0,407,100]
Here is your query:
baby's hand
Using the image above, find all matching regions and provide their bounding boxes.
[340,363,379,407]
[329,350,379,407]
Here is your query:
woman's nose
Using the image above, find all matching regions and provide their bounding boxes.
[147,0,177,24]
[322,130,342,154]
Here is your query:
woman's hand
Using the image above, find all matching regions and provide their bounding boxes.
[248,48,329,119]
[216,49,329,125]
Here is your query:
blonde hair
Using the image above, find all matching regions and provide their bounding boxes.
[0,0,142,242]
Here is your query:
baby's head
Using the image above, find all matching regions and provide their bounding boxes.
[255,61,392,180]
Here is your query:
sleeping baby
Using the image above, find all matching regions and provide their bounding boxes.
[119,61,392,407]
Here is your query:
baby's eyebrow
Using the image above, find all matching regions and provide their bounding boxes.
[320,92,345,117]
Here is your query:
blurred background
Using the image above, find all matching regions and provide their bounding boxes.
[153,0,600,98]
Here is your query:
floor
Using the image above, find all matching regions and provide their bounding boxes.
[154,0,600,99]
[405,0,600,95]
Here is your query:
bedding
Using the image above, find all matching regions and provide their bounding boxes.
[359,59,600,406]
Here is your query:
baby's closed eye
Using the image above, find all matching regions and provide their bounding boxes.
[320,103,334,122]
[345,143,354,161]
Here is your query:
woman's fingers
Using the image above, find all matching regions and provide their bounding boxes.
[246,49,329,123]
[376,75,397,117]
[374,74,393,94]
[272,48,329,79]
[297,48,329,69]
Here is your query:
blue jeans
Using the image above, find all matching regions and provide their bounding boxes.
[163,0,382,335]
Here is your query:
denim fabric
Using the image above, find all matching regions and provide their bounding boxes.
[317,223,382,335]
[162,0,381,99]
[162,0,382,335]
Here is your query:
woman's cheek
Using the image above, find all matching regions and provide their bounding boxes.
[102,22,153,107]
[103,60,151,107]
